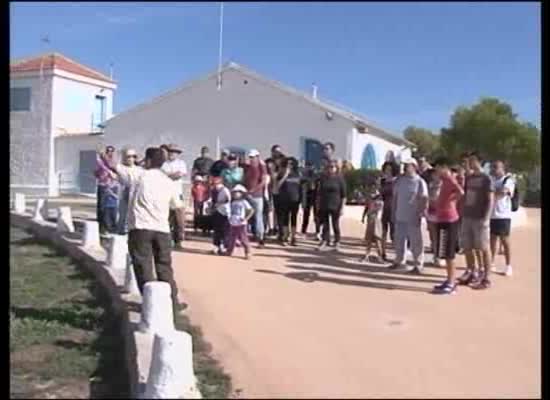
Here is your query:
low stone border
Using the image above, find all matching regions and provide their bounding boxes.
[10,211,201,398]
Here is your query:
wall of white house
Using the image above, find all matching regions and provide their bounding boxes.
[350,127,411,169]
[51,75,114,135]
[55,134,104,192]
[10,75,53,195]
[104,68,354,181]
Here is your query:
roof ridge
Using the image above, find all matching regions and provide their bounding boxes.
[53,53,113,81]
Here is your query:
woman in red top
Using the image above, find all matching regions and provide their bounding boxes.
[432,158,464,295]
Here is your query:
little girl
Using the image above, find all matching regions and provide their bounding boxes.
[361,186,384,263]
[226,185,255,259]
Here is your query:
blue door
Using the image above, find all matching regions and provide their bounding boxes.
[92,95,106,129]
[361,144,377,170]
[304,139,323,169]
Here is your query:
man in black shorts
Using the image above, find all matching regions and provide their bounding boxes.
[489,160,515,276]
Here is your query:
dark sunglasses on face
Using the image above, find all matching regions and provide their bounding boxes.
[127,155,137,159]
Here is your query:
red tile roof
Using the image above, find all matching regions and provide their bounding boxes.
[10,53,115,83]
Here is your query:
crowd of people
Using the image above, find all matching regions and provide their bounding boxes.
[94,140,518,302]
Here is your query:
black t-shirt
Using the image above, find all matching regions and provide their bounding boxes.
[210,160,229,177]
[278,171,302,203]
[319,174,347,211]
[193,157,214,176]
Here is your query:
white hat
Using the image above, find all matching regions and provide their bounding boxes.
[194,175,204,182]
[231,184,248,193]
[248,149,260,157]
[401,157,418,167]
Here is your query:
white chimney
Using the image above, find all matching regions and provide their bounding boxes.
[312,83,318,100]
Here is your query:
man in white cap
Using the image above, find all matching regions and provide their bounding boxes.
[161,144,187,247]
[243,149,268,247]
[391,157,429,274]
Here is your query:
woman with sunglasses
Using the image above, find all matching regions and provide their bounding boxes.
[94,145,117,234]
[317,160,347,251]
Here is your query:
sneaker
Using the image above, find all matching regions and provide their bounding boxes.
[318,241,328,251]
[334,242,341,252]
[290,237,297,247]
[388,263,405,270]
[408,266,423,275]
[433,280,450,290]
[360,256,369,263]
[432,281,457,295]
[316,232,323,241]
[471,278,492,290]
[457,270,477,285]
[496,265,513,277]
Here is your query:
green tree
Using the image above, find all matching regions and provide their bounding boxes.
[440,97,540,172]
[403,126,441,160]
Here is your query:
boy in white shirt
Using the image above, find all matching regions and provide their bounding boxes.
[490,160,515,276]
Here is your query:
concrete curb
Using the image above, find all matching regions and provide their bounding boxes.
[10,211,202,399]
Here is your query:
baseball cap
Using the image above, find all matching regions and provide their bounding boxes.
[231,184,248,193]
[401,157,418,167]
[248,149,260,157]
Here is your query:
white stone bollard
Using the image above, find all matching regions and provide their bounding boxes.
[107,234,128,270]
[142,331,201,399]
[32,199,48,221]
[82,220,101,248]
[14,193,26,214]
[124,254,141,295]
[56,207,75,233]
[139,281,175,335]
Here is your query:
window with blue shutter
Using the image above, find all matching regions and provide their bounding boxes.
[10,87,31,111]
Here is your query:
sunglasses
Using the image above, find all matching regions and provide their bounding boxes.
[106,149,115,153]
[126,154,137,159]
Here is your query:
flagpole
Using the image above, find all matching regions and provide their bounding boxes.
[217,2,224,91]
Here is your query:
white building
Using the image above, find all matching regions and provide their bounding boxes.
[10,53,117,196]
[105,62,413,175]
[10,54,412,196]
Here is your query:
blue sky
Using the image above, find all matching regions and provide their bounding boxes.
[10,2,540,134]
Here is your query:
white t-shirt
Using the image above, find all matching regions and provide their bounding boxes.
[229,199,253,226]
[128,169,184,233]
[393,174,428,223]
[162,158,188,197]
[492,175,515,220]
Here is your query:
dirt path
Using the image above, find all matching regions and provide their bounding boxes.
[174,210,540,398]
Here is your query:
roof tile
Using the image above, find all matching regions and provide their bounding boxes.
[10,53,115,83]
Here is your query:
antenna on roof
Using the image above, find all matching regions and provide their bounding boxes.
[217,2,224,91]
[39,35,51,79]
[109,62,114,80]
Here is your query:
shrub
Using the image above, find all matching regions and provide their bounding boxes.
[522,189,540,208]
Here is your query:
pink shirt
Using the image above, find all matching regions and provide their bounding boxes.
[435,174,462,223]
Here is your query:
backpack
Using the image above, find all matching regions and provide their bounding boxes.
[503,176,519,212]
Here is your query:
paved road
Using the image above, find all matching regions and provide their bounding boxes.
[173,210,540,398]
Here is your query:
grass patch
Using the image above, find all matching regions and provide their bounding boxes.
[10,226,129,398]
[175,313,233,398]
